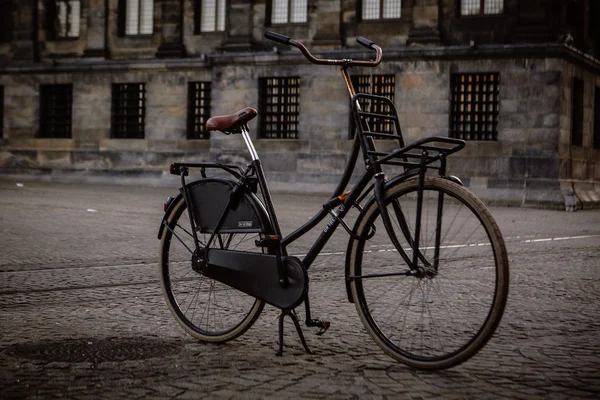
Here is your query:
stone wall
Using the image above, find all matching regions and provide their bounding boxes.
[558,61,600,206]
[2,47,599,207]
[1,0,599,208]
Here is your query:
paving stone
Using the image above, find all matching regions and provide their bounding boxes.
[0,179,599,398]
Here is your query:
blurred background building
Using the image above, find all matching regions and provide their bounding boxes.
[0,0,599,208]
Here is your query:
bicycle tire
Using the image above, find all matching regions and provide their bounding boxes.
[159,196,266,342]
[348,177,509,370]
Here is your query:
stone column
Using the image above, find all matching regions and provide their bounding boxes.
[219,0,255,51]
[83,0,108,58]
[407,0,441,46]
[312,0,340,49]
[156,0,186,58]
[11,0,37,61]
[511,1,555,43]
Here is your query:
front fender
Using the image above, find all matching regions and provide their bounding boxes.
[343,168,418,303]
[342,170,463,303]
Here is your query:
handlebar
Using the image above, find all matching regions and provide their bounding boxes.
[264,31,382,68]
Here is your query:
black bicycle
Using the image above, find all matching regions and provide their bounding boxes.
[157,32,509,370]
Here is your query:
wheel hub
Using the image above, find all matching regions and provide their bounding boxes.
[412,265,437,279]
[191,249,206,273]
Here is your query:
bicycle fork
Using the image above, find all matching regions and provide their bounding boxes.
[373,150,444,276]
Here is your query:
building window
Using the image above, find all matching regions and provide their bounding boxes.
[460,0,503,16]
[39,84,73,139]
[51,0,81,38]
[270,0,308,24]
[350,74,395,138]
[195,0,226,33]
[123,0,154,35]
[360,0,402,21]
[188,82,211,139]
[0,1,13,42]
[0,86,4,139]
[450,73,499,141]
[258,77,300,139]
[111,83,146,139]
[594,87,600,151]
[571,78,584,147]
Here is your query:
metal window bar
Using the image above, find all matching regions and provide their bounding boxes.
[450,73,499,141]
[56,0,81,38]
[362,0,401,20]
[460,0,503,16]
[126,0,153,35]
[39,84,73,139]
[350,74,395,139]
[188,82,211,139]
[111,83,146,139]
[198,0,226,32]
[258,77,300,139]
[271,0,307,24]
[571,78,584,147]
[594,87,600,151]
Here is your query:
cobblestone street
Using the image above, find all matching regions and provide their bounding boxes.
[1,177,600,399]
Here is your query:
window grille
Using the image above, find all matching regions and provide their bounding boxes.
[350,74,395,138]
[188,82,212,139]
[125,0,153,35]
[594,87,600,151]
[196,0,226,33]
[39,84,73,139]
[571,78,584,147]
[450,73,499,141]
[361,0,401,21]
[460,0,503,16]
[55,0,81,38]
[258,77,300,139]
[111,83,146,139]
[271,0,308,24]
[0,86,4,139]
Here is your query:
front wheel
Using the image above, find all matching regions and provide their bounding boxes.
[348,177,509,370]
[159,196,266,343]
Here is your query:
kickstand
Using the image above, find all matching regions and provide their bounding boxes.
[277,309,313,356]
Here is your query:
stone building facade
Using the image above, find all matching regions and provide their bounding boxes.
[0,0,599,208]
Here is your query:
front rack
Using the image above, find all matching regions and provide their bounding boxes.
[371,136,465,170]
[352,93,465,172]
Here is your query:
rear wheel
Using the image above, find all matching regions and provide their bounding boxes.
[159,196,266,342]
[348,177,509,369]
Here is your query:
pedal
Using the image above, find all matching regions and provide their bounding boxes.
[306,319,330,336]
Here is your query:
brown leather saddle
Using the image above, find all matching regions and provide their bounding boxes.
[206,107,257,134]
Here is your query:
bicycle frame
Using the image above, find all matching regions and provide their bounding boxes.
[172,47,464,280]
[182,66,378,271]
[165,30,468,303]
[158,32,507,368]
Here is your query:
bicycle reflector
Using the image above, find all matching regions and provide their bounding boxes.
[164,196,174,212]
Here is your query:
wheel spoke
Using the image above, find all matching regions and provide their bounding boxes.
[159,193,268,342]
[351,178,508,369]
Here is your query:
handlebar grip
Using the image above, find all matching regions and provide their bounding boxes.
[356,36,376,49]
[265,31,292,45]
